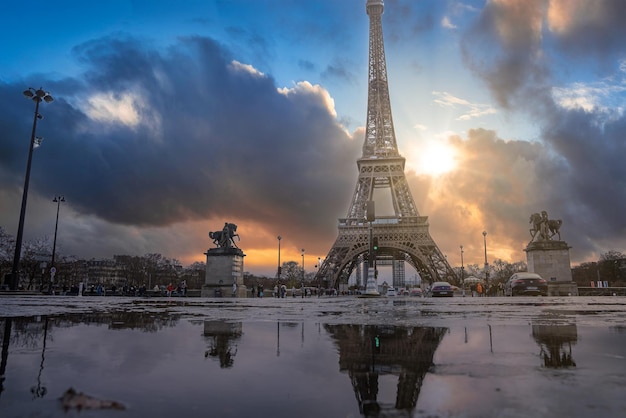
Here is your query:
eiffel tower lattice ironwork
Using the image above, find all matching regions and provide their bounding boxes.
[316,0,456,290]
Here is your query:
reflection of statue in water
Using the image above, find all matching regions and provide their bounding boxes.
[529,211,562,242]
[209,223,240,249]
[205,335,238,368]
[532,322,577,369]
[203,321,242,368]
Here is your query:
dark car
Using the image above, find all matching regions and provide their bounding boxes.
[430,281,454,297]
[505,273,548,296]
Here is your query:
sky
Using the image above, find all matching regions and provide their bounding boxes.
[1,0,625,277]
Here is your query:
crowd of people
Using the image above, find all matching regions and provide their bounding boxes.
[466,281,504,297]
[59,279,189,297]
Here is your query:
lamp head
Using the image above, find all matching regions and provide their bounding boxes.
[24,87,53,103]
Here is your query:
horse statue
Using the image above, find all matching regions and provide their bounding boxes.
[547,219,562,240]
[529,211,562,242]
[209,223,240,249]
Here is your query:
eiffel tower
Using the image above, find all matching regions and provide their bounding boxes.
[316,0,456,289]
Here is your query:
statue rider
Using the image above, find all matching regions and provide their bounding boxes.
[221,222,231,248]
[538,211,550,241]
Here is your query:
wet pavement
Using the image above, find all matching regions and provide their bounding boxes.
[1,295,625,417]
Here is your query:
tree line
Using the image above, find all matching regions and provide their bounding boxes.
[2,226,624,290]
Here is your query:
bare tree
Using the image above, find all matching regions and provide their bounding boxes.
[21,237,52,291]
[0,227,15,287]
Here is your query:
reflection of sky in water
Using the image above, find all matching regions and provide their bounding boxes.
[1,308,625,417]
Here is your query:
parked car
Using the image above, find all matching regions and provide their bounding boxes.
[386,287,397,296]
[505,272,547,296]
[430,281,454,297]
[409,288,423,297]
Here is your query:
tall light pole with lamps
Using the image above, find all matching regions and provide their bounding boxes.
[48,196,65,294]
[483,231,489,295]
[301,248,305,298]
[317,257,321,297]
[277,236,282,281]
[460,245,465,297]
[10,87,54,290]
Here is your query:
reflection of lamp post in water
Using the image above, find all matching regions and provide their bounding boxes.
[276,322,280,357]
[483,231,489,295]
[0,319,13,398]
[31,317,49,398]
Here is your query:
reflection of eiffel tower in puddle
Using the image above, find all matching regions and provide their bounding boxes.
[532,322,578,368]
[325,324,447,415]
[317,0,455,289]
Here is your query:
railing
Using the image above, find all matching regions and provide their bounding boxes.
[577,287,626,296]
[338,216,428,227]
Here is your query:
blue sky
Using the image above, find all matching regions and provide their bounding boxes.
[1,0,626,276]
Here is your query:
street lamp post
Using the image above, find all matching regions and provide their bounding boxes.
[277,236,282,281]
[317,257,321,297]
[301,248,305,298]
[460,245,465,297]
[49,196,65,294]
[483,231,489,296]
[10,87,54,290]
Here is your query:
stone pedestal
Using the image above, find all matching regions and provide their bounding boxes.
[201,247,246,297]
[364,267,380,296]
[525,241,578,296]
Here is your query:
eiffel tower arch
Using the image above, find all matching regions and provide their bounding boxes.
[316,0,456,290]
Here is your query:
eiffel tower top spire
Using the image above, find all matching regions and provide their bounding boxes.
[363,0,399,158]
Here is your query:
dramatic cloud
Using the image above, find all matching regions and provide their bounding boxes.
[0,35,361,269]
[456,0,626,263]
[2,0,626,277]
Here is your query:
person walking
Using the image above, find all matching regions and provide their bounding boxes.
[166,283,174,297]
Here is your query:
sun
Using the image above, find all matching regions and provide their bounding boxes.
[415,142,457,176]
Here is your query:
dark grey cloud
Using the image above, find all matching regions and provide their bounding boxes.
[460,0,549,110]
[549,0,626,62]
[321,63,355,83]
[0,35,360,246]
[385,0,442,42]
